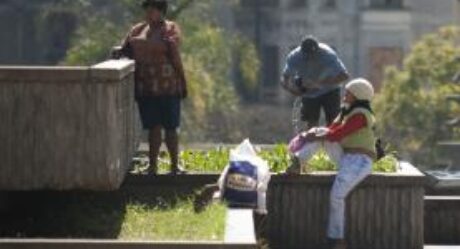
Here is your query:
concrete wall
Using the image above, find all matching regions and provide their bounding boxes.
[266,163,425,249]
[0,60,140,191]
[425,196,460,245]
[0,1,78,65]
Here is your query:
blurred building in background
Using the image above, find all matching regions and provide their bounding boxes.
[1,0,459,103]
[0,0,78,65]
[220,0,460,102]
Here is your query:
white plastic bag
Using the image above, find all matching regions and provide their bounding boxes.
[218,139,271,214]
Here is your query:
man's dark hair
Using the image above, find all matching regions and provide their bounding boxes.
[301,36,319,54]
[142,0,168,15]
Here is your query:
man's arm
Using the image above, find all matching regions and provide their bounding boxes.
[316,47,350,86]
[165,21,187,99]
[281,74,303,96]
[281,53,307,96]
[318,71,349,86]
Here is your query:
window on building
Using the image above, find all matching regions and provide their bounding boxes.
[289,0,308,9]
[369,0,403,9]
[240,0,254,7]
[266,0,280,7]
[262,45,280,87]
[241,0,279,8]
[323,0,336,9]
[369,47,403,91]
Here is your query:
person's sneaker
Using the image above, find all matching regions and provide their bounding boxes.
[285,156,301,175]
[169,165,187,175]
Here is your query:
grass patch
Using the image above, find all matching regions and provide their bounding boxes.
[119,200,226,241]
[132,144,398,174]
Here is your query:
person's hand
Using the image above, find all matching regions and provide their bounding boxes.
[299,131,316,142]
[304,132,317,142]
[300,127,328,142]
[281,79,304,96]
[111,47,123,59]
[294,77,304,88]
[291,87,305,96]
[314,127,329,137]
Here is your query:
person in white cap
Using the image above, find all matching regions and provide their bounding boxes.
[286,78,376,249]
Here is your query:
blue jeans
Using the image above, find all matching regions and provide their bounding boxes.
[295,141,372,239]
[328,153,372,239]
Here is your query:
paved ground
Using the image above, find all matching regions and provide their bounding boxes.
[425,246,460,248]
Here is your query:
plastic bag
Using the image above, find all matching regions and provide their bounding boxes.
[218,139,271,214]
[288,133,308,154]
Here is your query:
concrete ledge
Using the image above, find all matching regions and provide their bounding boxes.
[425,196,460,244]
[124,162,425,187]
[225,209,256,245]
[0,239,254,249]
[0,60,134,83]
[0,66,89,82]
[0,209,257,249]
[91,60,135,81]
[425,247,460,249]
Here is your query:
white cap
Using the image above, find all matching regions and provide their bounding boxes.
[345,78,374,101]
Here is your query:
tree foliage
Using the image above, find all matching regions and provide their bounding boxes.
[374,26,460,167]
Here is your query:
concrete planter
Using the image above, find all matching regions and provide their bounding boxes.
[266,162,426,249]
[123,163,426,249]
[424,196,460,245]
[0,60,140,190]
[424,167,460,244]
[0,209,257,249]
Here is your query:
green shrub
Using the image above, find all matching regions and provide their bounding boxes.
[375,26,460,167]
[132,144,398,174]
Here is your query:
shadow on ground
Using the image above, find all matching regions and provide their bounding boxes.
[0,191,126,238]
[0,183,201,239]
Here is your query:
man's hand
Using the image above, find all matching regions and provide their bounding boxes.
[281,76,304,96]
